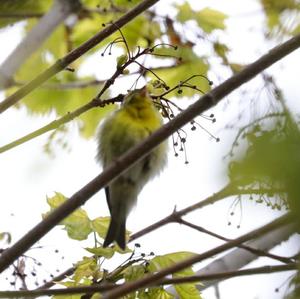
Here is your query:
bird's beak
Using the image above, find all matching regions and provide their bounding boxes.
[140,86,148,97]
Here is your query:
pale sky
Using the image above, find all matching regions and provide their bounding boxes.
[0,0,299,298]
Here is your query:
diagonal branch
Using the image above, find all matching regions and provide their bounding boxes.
[0,0,81,88]
[0,95,123,154]
[0,46,151,154]
[179,219,293,264]
[129,187,285,242]
[193,223,296,292]
[100,214,294,299]
[37,186,283,290]
[0,0,161,113]
[0,32,299,273]
[0,264,296,298]
[0,67,176,154]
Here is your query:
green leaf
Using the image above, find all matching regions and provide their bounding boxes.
[85,246,115,259]
[174,274,202,299]
[72,15,113,49]
[91,217,111,239]
[108,16,162,50]
[53,279,92,299]
[177,3,227,33]
[139,287,175,299]
[148,251,196,273]
[213,42,229,64]
[195,7,227,33]
[261,0,298,31]
[228,114,300,225]
[0,0,51,28]
[44,192,92,240]
[73,256,99,283]
[10,22,115,140]
[124,265,146,282]
[149,252,202,299]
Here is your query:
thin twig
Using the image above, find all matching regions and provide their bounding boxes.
[179,219,293,264]
[37,185,284,289]
[130,186,285,241]
[99,215,294,299]
[160,263,298,285]
[0,0,81,88]
[0,47,151,154]
[0,263,296,298]
[0,0,161,113]
[0,32,299,273]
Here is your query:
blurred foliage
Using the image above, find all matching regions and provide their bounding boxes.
[0,0,51,28]
[0,232,11,244]
[261,0,300,35]
[2,0,227,153]
[149,252,202,299]
[176,3,227,33]
[228,113,300,225]
[2,0,299,152]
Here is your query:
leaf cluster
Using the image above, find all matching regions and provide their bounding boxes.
[43,193,202,299]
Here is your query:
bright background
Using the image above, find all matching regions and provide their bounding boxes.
[0,0,299,298]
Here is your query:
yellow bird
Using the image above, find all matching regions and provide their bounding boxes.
[97,87,167,249]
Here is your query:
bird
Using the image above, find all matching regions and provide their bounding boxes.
[97,86,167,250]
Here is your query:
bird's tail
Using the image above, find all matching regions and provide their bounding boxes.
[103,215,126,250]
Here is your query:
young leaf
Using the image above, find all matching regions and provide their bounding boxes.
[85,246,115,259]
[73,256,99,283]
[149,252,202,299]
[44,192,92,240]
[177,3,227,33]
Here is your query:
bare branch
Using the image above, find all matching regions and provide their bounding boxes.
[37,185,281,289]
[8,65,176,90]
[179,219,293,264]
[99,215,294,298]
[130,186,285,241]
[0,46,152,154]
[0,264,296,298]
[161,263,297,285]
[0,0,81,88]
[0,33,299,273]
[0,0,161,113]
[161,224,297,295]
[193,224,296,292]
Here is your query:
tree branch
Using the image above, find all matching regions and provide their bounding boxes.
[0,46,151,154]
[161,263,298,285]
[98,215,294,299]
[0,32,299,273]
[9,65,176,90]
[166,224,296,295]
[0,0,81,88]
[0,65,176,154]
[0,264,296,298]
[193,224,296,292]
[37,185,282,290]
[0,95,123,154]
[0,0,161,113]
[179,219,293,264]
